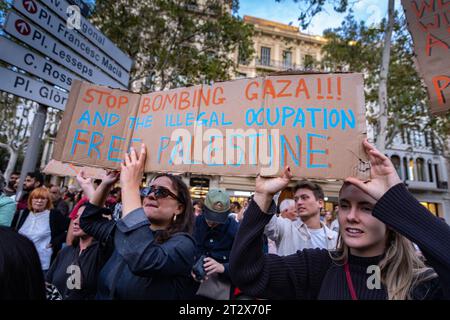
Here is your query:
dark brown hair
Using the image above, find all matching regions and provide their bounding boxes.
[293,180,324,201]
[152,173,194,243]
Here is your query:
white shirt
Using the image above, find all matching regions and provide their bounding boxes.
[264,215,337,256]
[19,210,53,270]
[330,219,340,233]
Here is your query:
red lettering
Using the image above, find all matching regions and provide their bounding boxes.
[118,96,128,109]
[425,32,449,56]
[411,0,435,19]
[245,81,259,101]
[262,80,277,99]
[212,87,225,105]
[163,93,177,111]
[152,94,163,111]
[277,80,292,98]
[295,79,310,99]
[179,91,190,110]
[105,95,117,109]
[432,75,450,105]
[199,88,211,107]
[140,97,151,114]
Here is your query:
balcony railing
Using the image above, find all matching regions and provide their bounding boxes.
[255,57,298,70]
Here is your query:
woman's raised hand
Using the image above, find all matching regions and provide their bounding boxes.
[345,139,402,200]
[120,144,147,189]
[253,166,292,213]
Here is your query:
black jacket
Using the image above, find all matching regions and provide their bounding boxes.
[230,184,450,300]
[80,203,198,300]
[46,240,111,300]
[194,215,239,280]
[12,208,69,263]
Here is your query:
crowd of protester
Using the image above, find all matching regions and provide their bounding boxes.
[0,140,449,300]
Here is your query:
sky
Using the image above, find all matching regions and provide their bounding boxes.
[238,0,400,36]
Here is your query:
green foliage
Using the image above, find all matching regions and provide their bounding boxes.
[320,12,450,151]
[0,0,11,24]
[91,0,254,91]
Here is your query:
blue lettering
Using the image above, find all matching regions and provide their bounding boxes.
[341,109,355,130]
[306,133,328,168]
[281,106,296,126]
[157,137,170,163]
[77,111,91,125]
[293,108,306,128]
[280,135,301,167]
[266,107,279,126]
[329,109,340,128]
[70,129,88,155]
[88,131,104,159]
[306,108,321,129]
[107,135,125,162]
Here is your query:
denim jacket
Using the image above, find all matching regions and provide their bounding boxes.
[80,203,198,300]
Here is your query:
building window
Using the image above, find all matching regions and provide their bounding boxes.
[391,155,401,179]
[416,158,425,181]
[409,159,415,180]
[434,164,441,185]
[283,51,292,68]
[420,202,440,217]
[260,47,271,66]
[412,130,426,148]
[403,157,409,180]
[304,54,314,70]
[428,160,434,183]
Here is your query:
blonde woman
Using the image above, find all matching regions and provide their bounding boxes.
[12,187,69,272]
[230,140,449,299]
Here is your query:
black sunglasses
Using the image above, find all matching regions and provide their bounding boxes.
[140,185,183,203]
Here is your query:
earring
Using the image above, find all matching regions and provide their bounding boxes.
[173,214,177,222]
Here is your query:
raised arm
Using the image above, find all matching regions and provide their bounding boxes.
[264,215,286,243]
[346,139,450,298]
[79,203,115,244]
[230,167,332,299]
[120,144,146,218]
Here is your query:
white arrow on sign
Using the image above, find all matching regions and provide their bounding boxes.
[23,0,38,14]
[15,19,31,35]
[0,65,68,110]
[4,11,126,89]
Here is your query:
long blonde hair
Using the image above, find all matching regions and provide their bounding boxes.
[332,230,436,300]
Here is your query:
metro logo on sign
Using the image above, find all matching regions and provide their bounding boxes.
[15,19,31,35]
[23,0,38,14]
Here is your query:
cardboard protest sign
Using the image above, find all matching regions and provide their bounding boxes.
[43,159,106,179]
[53,73,369,180]
[402,0,450,116]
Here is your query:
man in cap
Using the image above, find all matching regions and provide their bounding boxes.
[192,189,239,299]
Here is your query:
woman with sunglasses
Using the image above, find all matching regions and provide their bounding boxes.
[78,144,197,299]
[230,140,450,300]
